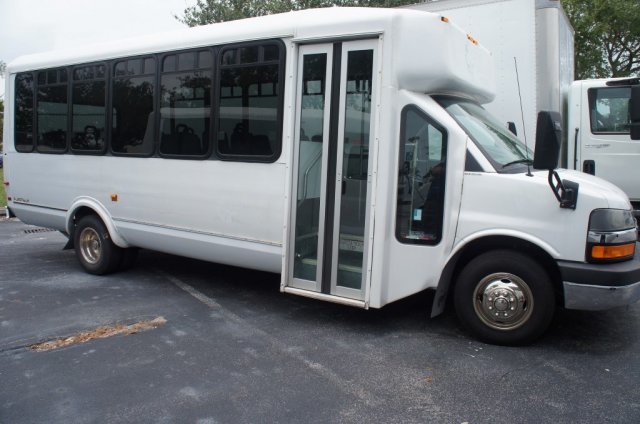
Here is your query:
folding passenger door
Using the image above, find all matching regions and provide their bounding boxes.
[286,40,378,305]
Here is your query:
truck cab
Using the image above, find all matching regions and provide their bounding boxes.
[567,78,640,213]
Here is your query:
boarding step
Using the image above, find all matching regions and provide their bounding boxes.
[300,257,362,274]
[294,233,364,256]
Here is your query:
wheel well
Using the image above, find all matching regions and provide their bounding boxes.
[66,206,100,249]
[448,236,564,304]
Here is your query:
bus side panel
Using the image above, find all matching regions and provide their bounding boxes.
[6,153,287,271]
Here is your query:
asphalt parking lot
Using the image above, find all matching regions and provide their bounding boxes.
[1,218,639,423]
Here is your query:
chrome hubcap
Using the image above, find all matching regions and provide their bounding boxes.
[473,273,533,331]
[79,228,101,265]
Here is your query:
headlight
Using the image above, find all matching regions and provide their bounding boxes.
[587,209,637,262]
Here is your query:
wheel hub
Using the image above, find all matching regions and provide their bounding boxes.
[473,274,534,331]
[79,227,102,265]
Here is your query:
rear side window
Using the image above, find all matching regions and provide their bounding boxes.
[36,68,68,153]
[159,49,212,157]
[111,57,156,155]
[71,64,107,153]
[396,106,447,245]
[217,41,284,161]
[14,73,35,152]
[588,87,631,134]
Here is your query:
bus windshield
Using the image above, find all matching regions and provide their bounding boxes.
[435,96,533,173]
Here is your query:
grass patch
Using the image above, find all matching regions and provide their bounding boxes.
[0,168,6,208]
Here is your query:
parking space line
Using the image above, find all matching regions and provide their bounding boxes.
[154,268,379,406]
[155,269,222,310]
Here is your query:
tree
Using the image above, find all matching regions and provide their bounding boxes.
[563,0,640,79]
[176,0,416,26]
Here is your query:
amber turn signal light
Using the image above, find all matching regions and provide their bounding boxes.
[591,243,635,260]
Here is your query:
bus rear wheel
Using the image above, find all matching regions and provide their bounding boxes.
[74,215,122,275]
[453,250,555,345]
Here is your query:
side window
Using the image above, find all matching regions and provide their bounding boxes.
[14,73,34,152]
[159,49,212,157]
[217,42,283,161]
[111,57,156,155]
[71,64,106,153]
[588,87,631,134]
[37,68,68,153]
[465,150,483,172]
[396,106,447,245]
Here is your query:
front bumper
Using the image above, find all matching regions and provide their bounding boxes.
[559,247,640,310]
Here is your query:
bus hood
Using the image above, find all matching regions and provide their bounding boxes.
[538,169,631,210]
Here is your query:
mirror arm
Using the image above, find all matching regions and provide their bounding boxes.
[548,170,578,209]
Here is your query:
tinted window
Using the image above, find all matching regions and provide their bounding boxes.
[588,87,631,134]
[160,50,212,156]
[112,57,156,155]
[71,64,106,152]
[15,73,35,152]
[37,68,68,152]
[396,107,447,245]
[217,42,283,160]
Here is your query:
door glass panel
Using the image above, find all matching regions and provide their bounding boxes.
[396,107,447,244]
[293,53,328,281]
[336,49,373,289]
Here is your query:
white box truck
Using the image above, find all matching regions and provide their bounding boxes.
[407,0,640,213]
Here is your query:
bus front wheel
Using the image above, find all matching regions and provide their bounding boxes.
[74,215,123,275]
[453,250,555,345]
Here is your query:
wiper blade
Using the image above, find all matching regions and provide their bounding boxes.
[502,158,532,169]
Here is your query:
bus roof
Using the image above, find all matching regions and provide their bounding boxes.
[7,7,495,103]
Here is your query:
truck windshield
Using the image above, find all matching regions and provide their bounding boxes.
[435,96,533,173]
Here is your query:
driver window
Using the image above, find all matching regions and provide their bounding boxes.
[588,87,631,134]
[396,106,447,245]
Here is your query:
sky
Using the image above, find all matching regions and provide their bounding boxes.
[0,0,196,98]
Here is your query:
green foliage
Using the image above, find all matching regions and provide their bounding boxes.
[176,0,416,26]
[563,0,640,79]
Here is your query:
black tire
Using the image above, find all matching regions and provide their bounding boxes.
[74,215,123,275]
[453,250,556,346]
[119,248,139,271]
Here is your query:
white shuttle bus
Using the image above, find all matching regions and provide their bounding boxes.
[4,8,640,345]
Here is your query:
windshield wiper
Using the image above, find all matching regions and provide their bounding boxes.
[502,158,532,169]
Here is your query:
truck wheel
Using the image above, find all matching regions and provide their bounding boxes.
[453,250,555,345]
[74,215,122,275]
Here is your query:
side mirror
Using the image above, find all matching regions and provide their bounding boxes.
[533,111,562,170]
[533,111,579,209]
[507,121,517,136]
[630,86,640,140]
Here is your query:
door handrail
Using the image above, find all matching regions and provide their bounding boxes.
[298,148,323,207]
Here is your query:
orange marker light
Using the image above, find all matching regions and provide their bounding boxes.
[441,16,449,23]
[467,34,478,45]
[591,243,635,260]
[110,194,118,202]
